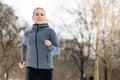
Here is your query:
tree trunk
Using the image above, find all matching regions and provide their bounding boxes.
[1,72,5,80]
[104,66,107,80]
[107,64,111,80]
[6,71,9,80]
[80,54,84,80]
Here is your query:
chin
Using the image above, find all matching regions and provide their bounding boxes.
[35,22,43,24]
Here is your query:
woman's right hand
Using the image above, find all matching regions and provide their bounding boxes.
[19,62,26,69]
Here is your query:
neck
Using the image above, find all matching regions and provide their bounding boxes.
[34,20,48,24]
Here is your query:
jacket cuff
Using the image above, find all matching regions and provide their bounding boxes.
[48,45,55,50]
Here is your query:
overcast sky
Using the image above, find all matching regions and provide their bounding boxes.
[2,0,120,39]
[1,0,120,25]
[2,0,59,24]
[1,0,73,38]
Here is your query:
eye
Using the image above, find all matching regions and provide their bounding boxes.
[35,13,39,16]
[35,13,44,16]
[41,13,44,16]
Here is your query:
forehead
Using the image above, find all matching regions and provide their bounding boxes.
[34,9,45,14]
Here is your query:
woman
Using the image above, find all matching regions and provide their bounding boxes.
[19,7,61,80]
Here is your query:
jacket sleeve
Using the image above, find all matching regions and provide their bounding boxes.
[48,28,61,54]
[21,33,28,62]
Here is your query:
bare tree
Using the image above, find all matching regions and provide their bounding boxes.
[52,0,120,80]
[52,0,96,79]
[91,0,120,80]
[0,2,26,80]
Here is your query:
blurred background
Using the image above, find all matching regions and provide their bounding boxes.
[0,0,120,80]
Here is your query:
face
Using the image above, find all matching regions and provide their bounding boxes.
[32,9,46,24]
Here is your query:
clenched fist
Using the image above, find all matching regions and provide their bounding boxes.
[44,40,51,46]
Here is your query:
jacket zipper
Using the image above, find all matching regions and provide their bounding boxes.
[35,27,39,68]
[47,54,48,62]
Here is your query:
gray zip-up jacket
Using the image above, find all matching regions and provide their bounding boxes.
[21,23,61,69]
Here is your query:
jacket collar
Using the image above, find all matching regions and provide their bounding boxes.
[32,23,49,29]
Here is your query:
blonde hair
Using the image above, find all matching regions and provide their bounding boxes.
[33,7,45,16]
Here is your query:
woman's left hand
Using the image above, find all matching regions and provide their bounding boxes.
[44,40,52,46]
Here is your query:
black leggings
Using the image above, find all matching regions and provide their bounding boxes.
[26,67,53,80]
